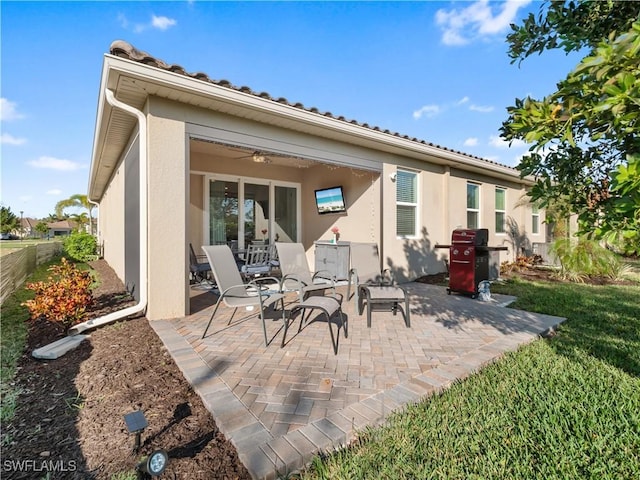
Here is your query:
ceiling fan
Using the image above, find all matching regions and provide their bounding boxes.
[231,149,273,164]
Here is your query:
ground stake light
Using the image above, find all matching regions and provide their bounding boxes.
[137,450,169,477]
[124,410,148,453]
[124,410,170,477]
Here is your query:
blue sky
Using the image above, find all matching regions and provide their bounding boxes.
[1,1,583,219]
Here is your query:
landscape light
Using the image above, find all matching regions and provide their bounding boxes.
[124,410,148,453]
[137,450,169,477]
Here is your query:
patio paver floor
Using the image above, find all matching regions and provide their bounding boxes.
[150,282,565,479]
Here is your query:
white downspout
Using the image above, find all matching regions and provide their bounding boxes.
[68,89,148,335]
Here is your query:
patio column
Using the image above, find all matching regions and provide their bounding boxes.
[146,110,188,320]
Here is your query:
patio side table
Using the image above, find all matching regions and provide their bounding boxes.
[358,285,410,328]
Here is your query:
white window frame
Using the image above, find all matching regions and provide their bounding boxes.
[202,173,301,248]
[467,182,480,229]
[396,168,419,238]
[495,187,506,234]
[532,205,540,235]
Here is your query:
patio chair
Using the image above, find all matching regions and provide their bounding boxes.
[240,243,273,281]
[346,242,393,307]
[189,243,212,284]
[348,242,410,328]
[275,242,336,303]
[201,245,285,346]
[284,295,347,355]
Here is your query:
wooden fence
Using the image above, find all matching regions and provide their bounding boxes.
[0,243,63,304]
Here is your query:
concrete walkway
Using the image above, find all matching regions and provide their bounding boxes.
[150,283,564,479]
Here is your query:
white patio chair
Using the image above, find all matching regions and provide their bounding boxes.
[201,245,285,346]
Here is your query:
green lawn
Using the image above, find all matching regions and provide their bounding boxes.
[0,238,59,256]
[301,276,640,479]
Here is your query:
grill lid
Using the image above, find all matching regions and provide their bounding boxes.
[451,228,488,246]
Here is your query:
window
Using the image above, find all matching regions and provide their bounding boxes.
[532,205,540,234]
[396,169,417,237]
[467,183,480,229]
[495,187,506,234]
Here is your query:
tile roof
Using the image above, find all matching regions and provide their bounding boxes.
[109,40,515,171]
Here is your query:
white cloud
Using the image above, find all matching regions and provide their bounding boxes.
[19,195,32,202]
[413,105,441,120]
[1,133,27,145]
[489,135,527,149]
[463,137,479,147]
[117,13,129,29]
[46,189,63,195]
[27,156,84,171]
[456,96,470,106]
[0,98,26,122]
[121,13,177,33]
[152,15,177,30]
[469,104,494,113]
[436,0,531,46]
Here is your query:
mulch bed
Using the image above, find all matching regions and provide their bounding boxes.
[2,260,250,480]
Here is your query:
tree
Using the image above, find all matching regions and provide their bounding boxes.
[502,2,640,253]
[0,206,19,234]
[507,0,640,63]
[69,212,89,232]
[35,221,49,238]
[55,194,95,235]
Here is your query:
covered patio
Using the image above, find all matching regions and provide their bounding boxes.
[150,282,564,479]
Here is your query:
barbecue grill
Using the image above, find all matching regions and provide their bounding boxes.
[436,228,507,298]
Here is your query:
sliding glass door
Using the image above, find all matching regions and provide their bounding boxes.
[209,179,239,247]
[243,182,270,245]
[207,176,299,249]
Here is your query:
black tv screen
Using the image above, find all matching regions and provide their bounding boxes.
[314,186,346,215]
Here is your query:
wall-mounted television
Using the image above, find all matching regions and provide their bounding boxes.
[314,186,347,215]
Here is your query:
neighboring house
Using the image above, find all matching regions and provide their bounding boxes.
[89,40,546,321]
[20,217,39,238]
[47,220,75,237]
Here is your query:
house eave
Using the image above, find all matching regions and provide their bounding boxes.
[89,54,532,202]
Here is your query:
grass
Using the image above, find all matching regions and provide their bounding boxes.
[301,274,640,479]
[0,238,60,256]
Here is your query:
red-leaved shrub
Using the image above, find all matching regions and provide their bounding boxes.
[22,258,94,328]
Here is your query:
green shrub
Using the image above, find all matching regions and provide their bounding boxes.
[551,237,625,281]
[21,258,93,328]
[63,232,97,262]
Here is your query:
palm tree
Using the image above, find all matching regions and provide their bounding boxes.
[55,194,95,235]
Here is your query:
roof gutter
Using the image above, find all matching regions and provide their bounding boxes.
[68,88,148,336]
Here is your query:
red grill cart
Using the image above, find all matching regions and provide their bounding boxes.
[436,229,507,298]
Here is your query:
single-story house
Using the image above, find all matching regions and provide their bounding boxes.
[19,217,39,238]
[89,40,546,321]
[46,220,76,237]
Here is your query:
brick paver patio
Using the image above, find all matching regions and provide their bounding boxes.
[150,282,564,479]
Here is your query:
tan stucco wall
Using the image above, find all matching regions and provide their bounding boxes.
[146,100,188,320]
[381,161,451,281]
[300,164,380,264]
[98,145,127,281]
